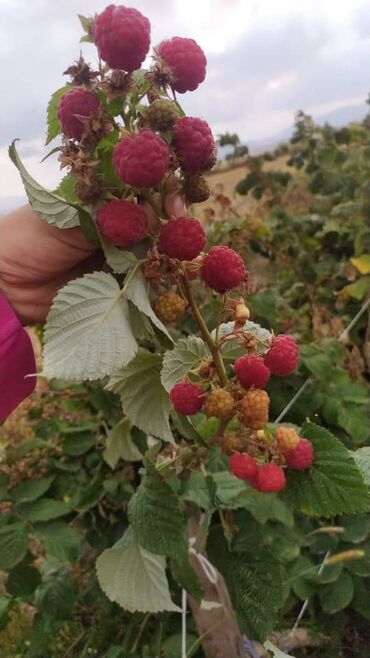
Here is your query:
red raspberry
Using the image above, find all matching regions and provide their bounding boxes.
[169,381,204,415]
[202,246,245,292]
[264,335,298,376]
[172,117,215,173]
[57,88,101,142]
[286,438,314,470]
[113,129,170,188]
[158,217,206,261]
[157,37,207,93]
[251,464,286,493]
[229,453,257,481]
[93,5,150,72]
[97,199,147,247]
[234,355,271,389]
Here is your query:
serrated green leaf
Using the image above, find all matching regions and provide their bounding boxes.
[9,140,80,228]
[27,613,63,658]
[208,529,283,641]
[351,576,370,619]
[96,528,181,613]
[43,272,138,381]
[0,523,28,570]
[33,522,81,563]
[54,174,78,202]
[128,461,187,558]
[107,350,174,443]
[283,421,368,516]
[161,336,208,392]
[126,271,173,342]
[63,431,96,455]
[319,570,354,613]
[0,596,11,631]
[103,418,142,468]
[341,514,370,543]
[215,321,272,360]
[79,208,101,246]
[45,86,69,145]
[10,476,54,504]
[18,498,71,522]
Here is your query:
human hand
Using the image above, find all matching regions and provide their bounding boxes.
[0,195,187,326]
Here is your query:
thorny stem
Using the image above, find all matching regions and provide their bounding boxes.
[182,274,228,387]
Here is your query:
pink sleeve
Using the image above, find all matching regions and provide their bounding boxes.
[0,293,36,421]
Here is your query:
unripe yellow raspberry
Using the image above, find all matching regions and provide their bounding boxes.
[239,389,269,430]
[153,291,186,324]
[220,433,248,455]
[275,426,299,454]
[204,389,235,419]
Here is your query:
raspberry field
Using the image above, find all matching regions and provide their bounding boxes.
[1,5,370,658]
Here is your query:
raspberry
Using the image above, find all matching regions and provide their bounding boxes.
[264,335,299,376]
[173,117,215,173]
[275,426,300,454]
[73,177,103,205]
[57,88,101,142]
[169,381,204,415]
[234,355,271,389]
[286,438,314,470]
[239,389,269,430]
[153,292,186,324]
[113,129,170,188]
[183,174,210,203]
[97,199,147,247]
[251,464,286,493]
[202,246,246,292]
[221,433,248,455]
[157,36,207,94]
[144,99,179,131]
[93,5,150,72]
[229,453,257,481]
[204,389,234,419]
[158,217,206,261]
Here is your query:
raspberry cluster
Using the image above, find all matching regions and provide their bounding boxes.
[54,5,309,499]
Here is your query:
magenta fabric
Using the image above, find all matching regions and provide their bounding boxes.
[0,293,36,421]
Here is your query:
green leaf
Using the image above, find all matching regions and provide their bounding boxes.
[351,447,370,486]
[33,522,81,562]
[103,418,142,468]
[63,431,96,455]
[0,596,11,631]
[0,523,28,570]
[161,336,208,392]
[45,86,69,145]
[208,529,283,641]
[215,321,272,360]
[43,272,138,381]
[283,421,369,516]
[101,237,138,273]
[126,271,173,343]
[18,498,71,522]
[54,174,78,202]
[341,514,370,543]
[96,528,181,613]
[319,570,354,614]
[128,461,187,559]
[341,277,370,300]
[351,576,370,619]
[350,254,370,274]
[36,572,76,619]
[27,613,62,658]
[6,565,41,597]
[10,476,54,504]
[78,208,101,246]
[170,555,203,601]
[9,140,80,228]
[107,350,174,443]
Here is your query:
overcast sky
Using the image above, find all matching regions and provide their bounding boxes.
[1,0,370,212]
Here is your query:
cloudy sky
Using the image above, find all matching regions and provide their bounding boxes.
[1,0,370,213]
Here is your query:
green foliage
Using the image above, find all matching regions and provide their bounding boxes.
[128,461,187,559]
[45,86,69,145]
[284,421,368,516]
[161,336,208,392]
[96,528,181,613]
